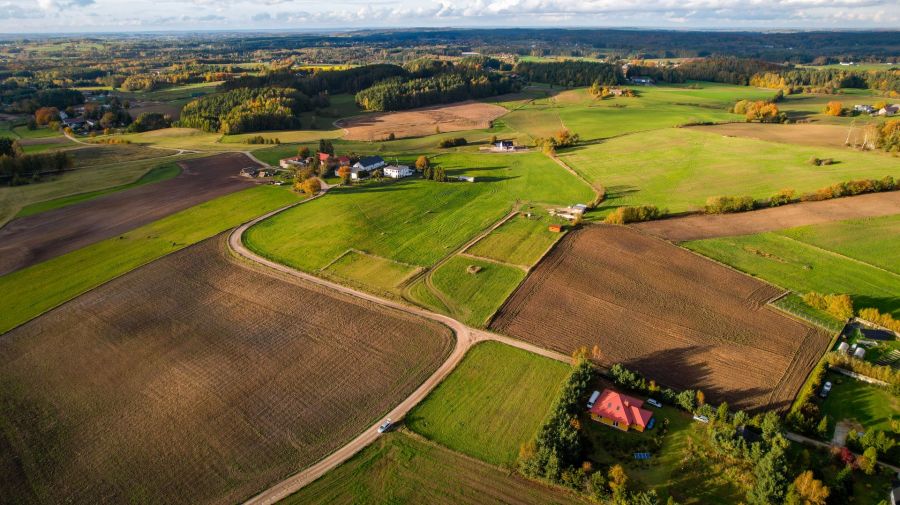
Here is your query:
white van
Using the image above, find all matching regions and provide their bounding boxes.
[586,390,601,409]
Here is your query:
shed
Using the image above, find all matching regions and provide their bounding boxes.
[853,347,866,359]
[837,342,850,354]
[548,224,562,233]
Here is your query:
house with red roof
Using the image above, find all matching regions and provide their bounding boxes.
[589,389,654,432]
[318,152,332,163]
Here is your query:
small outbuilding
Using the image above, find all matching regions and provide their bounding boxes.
[853,347,866,359]
[548,224,563,233]
[837,341,850,354]
[384,165,413,179]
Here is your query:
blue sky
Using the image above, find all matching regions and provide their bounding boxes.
[0,0,897,33]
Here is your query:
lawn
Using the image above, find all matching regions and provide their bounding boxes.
[0,185,301,334]
[323,250,420,294]
[243,152,593,295]
[406,341,571,467]
[282,432,586,505]
[819,371,900,434]
[685,215,900,318]
[466,212,564,267]
[14,162,181,218]
[561,127,900,214]
[429,256,526,327]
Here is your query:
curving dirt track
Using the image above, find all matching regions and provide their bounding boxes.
[337,101,507,141]
[633,190,900,242]
[0,152,260,276]
[490,225,831,412]
[0,234,454,505]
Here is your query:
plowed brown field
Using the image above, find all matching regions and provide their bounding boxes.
[338,101,507,140]
[491,225,830,412]
[0,236,453,505]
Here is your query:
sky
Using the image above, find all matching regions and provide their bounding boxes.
[0,0,897,33]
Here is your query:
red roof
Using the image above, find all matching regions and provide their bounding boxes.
[318,152,331,161]
[589,389,653,429]
[338,156,350,163]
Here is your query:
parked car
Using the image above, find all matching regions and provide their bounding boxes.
[693,415,710,424]
[377,419,392,433]
[647,398,662,408]
[586,390,601,409]
[820,381,833,398]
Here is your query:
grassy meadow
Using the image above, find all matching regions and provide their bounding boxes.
[429,256,526,327]
[244,152,593,295]
[0,185,301,333]
[560,128,900,214]
[820,372,900,435]
[406,341,570,467]
[466,212,564,267]
[685,215,900,317]
[282,432,586,505]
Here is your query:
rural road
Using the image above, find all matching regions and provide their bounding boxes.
[230,192,572,505]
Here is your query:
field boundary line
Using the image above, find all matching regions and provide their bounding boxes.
[774,234,900,279]
[457,252,529,272]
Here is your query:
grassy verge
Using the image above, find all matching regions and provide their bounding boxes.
[14,162,181,218]
[406,341,570,467]
[0,185,300,334]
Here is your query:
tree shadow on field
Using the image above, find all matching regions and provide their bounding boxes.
[851,295,900,319]
[622,345,775,414]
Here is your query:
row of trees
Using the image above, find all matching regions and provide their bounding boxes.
[513,61,621,87]
[801,292,854,320]
[178,87,312,134]
[355,70,518,112]
[0,138,72,186]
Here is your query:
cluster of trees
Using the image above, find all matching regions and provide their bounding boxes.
[0,138,72,186]
[870,119,900,152]
[223,64,407,97]
[178,87,311,134]
[513,61,621,87]
[355,70,518,112]
[751,68,900,94]
[608,364,703,414]
[704,195,757,214]
[438,137,467,148]
[536,130,580,154]
[677,57,785,85]
[9,88,85,114]
[858,307,900,333]
[588,84,635,99]
[126,112,172,133]
[823,101,845,116]
[243,135,281,145]
[421,165,447,182]
[603,205,664,224]
[733,100,786,123]
[801,292,854,320]
[824,352,900,386]
[847,428,898,468]
[799,176,896,202]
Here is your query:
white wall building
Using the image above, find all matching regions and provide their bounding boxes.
[384,165,413,179]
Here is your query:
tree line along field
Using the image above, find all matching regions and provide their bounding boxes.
[243,152,594,298]
[0,236,453,505]
[491,225,831,412]
[560,128,900,215]
[685,214,900,318]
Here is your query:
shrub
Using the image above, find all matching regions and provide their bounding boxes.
[603,205,664,224]
[808,157,834,166]
[857,307,900,333]
[800,176,897,202]
[704,195,756,214]
[769,189,795,207]
[438,137,467,148]
[802,292,854,320]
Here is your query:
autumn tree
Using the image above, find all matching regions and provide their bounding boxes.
[696,390,705,406]
[857,447,877,475]
[824,101,844,116]
[337,165,351,184]
[298,146,310,158]
[299,177,321,196]
[785,471,829,505]
[415,155,430,170]
[34,107,60,126]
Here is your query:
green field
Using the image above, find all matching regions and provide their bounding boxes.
[323,250,420,294]
[467,212,563,267]
[561,128,900,214]
[685,215,900,317]
[15,162,181,218]
[820,372,900,435]
[244,152,593,295]
[0,185,301,334]
[406,341,570,467]
[283,432,585,505]
[429,256,526,327]
[502,83,774,142]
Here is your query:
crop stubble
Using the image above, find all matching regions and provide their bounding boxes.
[0,236,453,505]
[491,225,830,411]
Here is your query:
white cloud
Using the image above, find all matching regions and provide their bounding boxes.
[37,0,94,10]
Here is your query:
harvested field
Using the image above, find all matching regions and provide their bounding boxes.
[633,190,900,242]
[690,123,871,149]
[491,225,830,412]
[338,100,507,141]
[0,152,259,275]
[0,236,453,505]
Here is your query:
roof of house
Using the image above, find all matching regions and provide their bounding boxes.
[318,152,331,161]
[358,155,384,167]
[589,389,653,429]
[338,156,351,163]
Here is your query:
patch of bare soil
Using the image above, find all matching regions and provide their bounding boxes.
[690,122,871,150]
[633,190,900,242]
[338,101,508,141]
[490,225,830,412]
[0,236,453,505]
[0,152,259,275]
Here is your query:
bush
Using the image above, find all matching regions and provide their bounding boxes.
[438,137,467,148]
[800,176,897,202]
[769,189,795,207]
[858,307,900,333]
[603,205,664,224]
[802,292,854,320]
[704,195,757,214]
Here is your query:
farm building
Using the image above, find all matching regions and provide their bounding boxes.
[854,104,875,114]
[877,105,899,116]
[384,165,413,179]
[837,341,850,354]
[354,156,386,172]
[493,140,516,152]
[239,167,258,177]
[338,156,351,166]
[629,77,654,85]
[589,389,654,432]
[279,156,309,169]
[318,152,332,163]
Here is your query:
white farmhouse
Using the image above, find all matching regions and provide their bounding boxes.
[353,156,386,172]
[384,165,413,179]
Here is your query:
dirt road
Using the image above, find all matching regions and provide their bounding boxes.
[632,190,900,242]
[230,199,572,505]
[0,152,259,276]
